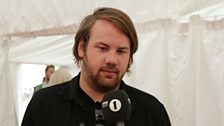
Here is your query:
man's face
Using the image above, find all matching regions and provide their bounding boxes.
[46,67,55,80]
[78,20,131,93]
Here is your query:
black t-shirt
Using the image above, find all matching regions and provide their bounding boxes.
[78,84,116,126]
[21,74,171,126]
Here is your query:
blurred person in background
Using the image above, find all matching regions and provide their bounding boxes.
[48,67,72,87]
[34,65,55,92]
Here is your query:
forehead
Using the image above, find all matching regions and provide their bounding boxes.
[46,67,54,72]
[89,20,130,47]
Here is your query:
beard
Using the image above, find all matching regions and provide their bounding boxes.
[82,53,126,93]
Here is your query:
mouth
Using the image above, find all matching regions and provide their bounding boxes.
[100,69,118,78]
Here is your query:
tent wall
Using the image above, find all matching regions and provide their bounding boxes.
[1,16,224,126]
[0,39,18,126]
[1,0,224,35]
[124,16,224,126]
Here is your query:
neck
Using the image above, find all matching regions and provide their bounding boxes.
[79,73,105,102]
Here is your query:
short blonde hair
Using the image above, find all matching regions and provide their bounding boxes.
[48,67,72,86]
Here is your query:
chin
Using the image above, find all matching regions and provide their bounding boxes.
[97,80,120,91]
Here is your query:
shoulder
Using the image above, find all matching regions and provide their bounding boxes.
[32,75,80,103]
[22,81,72,125]
[123,84,164,108]
[123,84,171,125]
[33,81,69,102]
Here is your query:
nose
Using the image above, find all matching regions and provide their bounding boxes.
[104,52,118,66]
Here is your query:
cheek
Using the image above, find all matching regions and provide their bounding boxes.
[86,50,103,67]
[119,57,130,70]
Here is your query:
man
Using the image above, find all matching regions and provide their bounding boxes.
[33,65,55,92]
[22,7,171,126]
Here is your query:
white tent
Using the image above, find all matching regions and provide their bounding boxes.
[0,0,224,126]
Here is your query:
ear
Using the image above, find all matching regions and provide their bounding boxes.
[128,57,132,65]
[78,41,85,58]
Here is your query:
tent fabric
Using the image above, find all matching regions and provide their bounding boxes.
[0,40,18,126]
[8,35,74,65]
[124,17,224,126]
[3,16,224,126]
[0,0,223,36]
[0,1,224,126]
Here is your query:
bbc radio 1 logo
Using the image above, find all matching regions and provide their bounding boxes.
[109,99,121,112]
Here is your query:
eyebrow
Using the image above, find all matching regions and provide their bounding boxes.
[97,42,130,50]
[97,42,109,47]
[118,47,129,51]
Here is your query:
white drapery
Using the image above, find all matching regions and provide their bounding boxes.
[1,17,224,126]
[124,16,224,126]
[0,39,19,126]
[1,0,223,35]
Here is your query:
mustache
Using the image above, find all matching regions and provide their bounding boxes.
[100,66,119,73]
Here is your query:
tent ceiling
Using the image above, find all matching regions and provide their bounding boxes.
[1,0,224,66]
[9,35,75,65]
[1,0,223,36]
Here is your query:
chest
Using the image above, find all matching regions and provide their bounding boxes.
[41,101,150,126]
